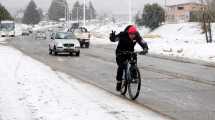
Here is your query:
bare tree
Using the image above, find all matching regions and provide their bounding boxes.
[200,0,213,43]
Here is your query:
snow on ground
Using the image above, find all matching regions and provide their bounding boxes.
[15,24,30,36]
[86,21,149,45]
[88,21,215,63]
[0,45,170,120]
[86,21,128,45]
[33,24,60,31]
[143,23,215,63]
[14,22,60,37]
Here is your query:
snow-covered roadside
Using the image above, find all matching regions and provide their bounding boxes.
[0,45,170,120]
[144,39,215,63]
[15,24,30,36]
[0,37,6,44]
[14,22,60,37]
[33,24,60,31]
[88,22,215,63]
[86,22,127,45]
[142,23,215,63]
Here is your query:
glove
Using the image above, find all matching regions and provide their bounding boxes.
[139,49,148,55]
[109,30,116,42]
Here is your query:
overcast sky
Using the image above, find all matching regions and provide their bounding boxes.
[0,0,195,15]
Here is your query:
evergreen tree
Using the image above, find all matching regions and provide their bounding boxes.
[48,0,68,21]
[71,0,96,20]
[38,8,44,20]
[22,0,41,24]
[136,3,164,30]
[87,1,96,19]
[0,3,13,21]
[71,1,81,20]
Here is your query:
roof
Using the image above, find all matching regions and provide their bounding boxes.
[0,20,14,24]
[166,0,205,7]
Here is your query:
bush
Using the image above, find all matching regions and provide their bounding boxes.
[136,3,165,30]
[189,11,203,22]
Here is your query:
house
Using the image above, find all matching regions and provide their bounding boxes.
[165,2,206,23]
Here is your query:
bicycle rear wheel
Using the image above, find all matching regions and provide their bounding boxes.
[128,68,141,100]
[120,80,127,95]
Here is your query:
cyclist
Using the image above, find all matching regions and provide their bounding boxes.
[109,25,149,91]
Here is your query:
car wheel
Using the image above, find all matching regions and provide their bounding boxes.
[85,43,90,48]
[69,52,73,56]
[80,44,83,48]
[53,47,58,56]
[76,51,80,57]
[49,47,52,55]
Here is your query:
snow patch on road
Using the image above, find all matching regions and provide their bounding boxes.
[0,45,170,120]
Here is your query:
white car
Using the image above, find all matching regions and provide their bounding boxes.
[49,32,80,56]
[35,31,46,39]
[0,20,15,37]
[22,29,30,36]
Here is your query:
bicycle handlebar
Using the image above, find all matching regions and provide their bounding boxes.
[117,51,145,55]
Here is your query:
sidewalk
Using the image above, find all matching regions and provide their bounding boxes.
[0,45,170,120]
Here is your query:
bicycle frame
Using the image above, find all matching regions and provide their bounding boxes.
[122,53,138,82]
[119,51,142,100]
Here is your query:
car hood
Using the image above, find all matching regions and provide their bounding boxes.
[55,39,79,45]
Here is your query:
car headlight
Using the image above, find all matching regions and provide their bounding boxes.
[9,31,15,35]
[1,32,6,35]
[75,43,80,47]
[56,42,63,47]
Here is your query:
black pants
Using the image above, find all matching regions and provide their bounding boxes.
[116,52,137,81]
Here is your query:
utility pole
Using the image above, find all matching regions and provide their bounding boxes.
[83,0,86,27]
[164,0,167,23]
[64,5,68,28]
[77,7,79,22]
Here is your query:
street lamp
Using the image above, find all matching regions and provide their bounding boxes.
[83,0,86,27]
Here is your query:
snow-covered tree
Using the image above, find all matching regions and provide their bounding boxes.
[22,0,41,24]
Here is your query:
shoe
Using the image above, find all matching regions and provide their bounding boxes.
[131,79,138,83]
[116,81,122,91]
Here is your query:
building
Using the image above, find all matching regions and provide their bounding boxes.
[166,2,206,23]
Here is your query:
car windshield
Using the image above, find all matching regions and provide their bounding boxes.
[55,32,75,39]
[0,23,15,31]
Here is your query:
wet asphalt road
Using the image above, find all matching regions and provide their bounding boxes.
[5,33,215,120]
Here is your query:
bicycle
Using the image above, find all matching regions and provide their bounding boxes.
[119,51,142,100]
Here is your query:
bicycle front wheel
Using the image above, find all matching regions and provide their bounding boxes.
[120,80,127,95]
[128,68,141,100]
